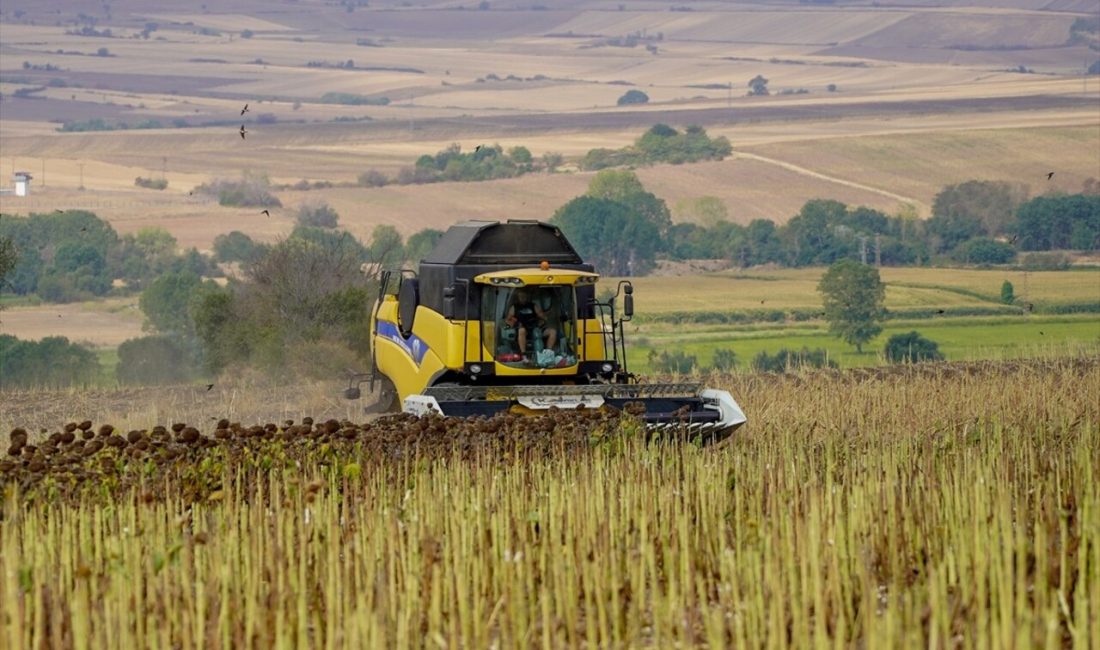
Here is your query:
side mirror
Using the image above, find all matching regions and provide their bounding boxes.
[442,286,456,320]
[623,284,634,318]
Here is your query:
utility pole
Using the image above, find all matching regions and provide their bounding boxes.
[874,234,881,267]
[859,235,868,265]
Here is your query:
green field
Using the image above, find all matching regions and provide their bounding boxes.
[627,315,1100,372]
[605,267,1100,371]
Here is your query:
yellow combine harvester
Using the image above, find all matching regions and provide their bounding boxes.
[345,220,746,443]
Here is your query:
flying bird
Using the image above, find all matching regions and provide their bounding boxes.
[241,103,249,115]
[239,125,248,139]
[474,145,482,153]
[206,383,215,391]
[936,309,945,314]
[261,209,270,217]
[1046,172,1054,180]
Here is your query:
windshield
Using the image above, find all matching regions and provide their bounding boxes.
[482,285,578,368]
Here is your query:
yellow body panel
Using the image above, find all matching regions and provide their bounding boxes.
[373,295,610,403]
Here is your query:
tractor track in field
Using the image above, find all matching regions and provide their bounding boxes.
[730,151,927,211]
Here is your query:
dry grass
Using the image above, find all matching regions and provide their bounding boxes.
[1,358,1097,648]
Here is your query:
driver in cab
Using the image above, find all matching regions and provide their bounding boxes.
[505,288,557,356]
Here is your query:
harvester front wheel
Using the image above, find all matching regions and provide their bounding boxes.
[366,376,399,414]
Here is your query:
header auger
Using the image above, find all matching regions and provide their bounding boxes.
[345,219,745,444]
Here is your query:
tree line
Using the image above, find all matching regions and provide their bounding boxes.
[0,212,447,387]
[551,174,1100,276]
[0,210,218,302]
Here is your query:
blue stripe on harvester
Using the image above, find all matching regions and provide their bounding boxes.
[376,320,429,365]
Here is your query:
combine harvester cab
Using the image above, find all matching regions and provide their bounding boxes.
[345,220,746,444]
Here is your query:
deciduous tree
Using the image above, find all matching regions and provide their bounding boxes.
[817,259,885,353]
[551,196,658,275]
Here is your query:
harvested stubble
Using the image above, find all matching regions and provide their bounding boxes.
[1,357,1098,649]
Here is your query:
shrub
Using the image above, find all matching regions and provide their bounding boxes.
[296,201,339,229]
[1000,280,1015,304]
[541,152,564,171]
[752,347,837,372]
[34,273,81,303]
[116,335,196,384]
[509,146,533,164]
[617,89,649,106]
[358,170,389,187]
[951,238,1016,265]
[649,349,696,374]
[711,348,738,371]
[395,166,437,185]
[884,331,944,364]
[194,172,282,208]
[0,334,101,388]
[134,176,168,190]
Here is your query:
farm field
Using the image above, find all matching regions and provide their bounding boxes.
[628,315,1100,371]
[615,267,1100,370]
[3,1,1100,646]
[1,0,1098,246]
[1,358,1097,647]
[624,267,1100,314]
[1,121,1097,248]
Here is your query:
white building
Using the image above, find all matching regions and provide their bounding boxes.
[13,172,32,196]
